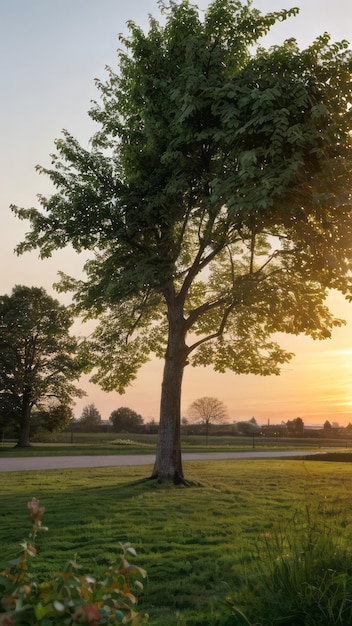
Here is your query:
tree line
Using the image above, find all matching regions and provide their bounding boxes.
[1,298,350,449]
[70,410,352,440]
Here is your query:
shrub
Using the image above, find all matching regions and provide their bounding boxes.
[0,498,147,625]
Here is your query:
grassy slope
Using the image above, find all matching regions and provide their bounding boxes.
[1,459,352,625]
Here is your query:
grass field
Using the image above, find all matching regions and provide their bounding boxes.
[0,431,332,457]
[2,457,352,625]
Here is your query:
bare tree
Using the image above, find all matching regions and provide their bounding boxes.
[188,397,228,445]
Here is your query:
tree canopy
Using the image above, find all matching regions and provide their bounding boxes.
[12,1,352,479]
[78,403,102,430]
[0,286,83,446]
[30,404,73,440]
[233,416,261,435]
[110,407,144,432]
[286,416,304,436]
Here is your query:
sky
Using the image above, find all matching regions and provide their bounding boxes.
[1,0,352,426]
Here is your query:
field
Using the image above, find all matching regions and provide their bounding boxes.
[0,430,342,457]
[2,455,352,625]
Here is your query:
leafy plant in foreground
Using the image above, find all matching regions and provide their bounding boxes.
[0,498,147,625]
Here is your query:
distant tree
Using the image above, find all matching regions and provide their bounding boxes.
[188,397,228,444]
[30,404,73,438]
[0,285,83,447]
[144,419,159,434]
[109,407,143,432]
[323,420,333,434]
[79,403,102,430]
[181,416,190,434]
[12,1,352,481]
[234,417,261,435]
[286,416,304,436]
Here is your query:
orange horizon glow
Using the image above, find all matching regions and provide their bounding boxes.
[70,291,352,427]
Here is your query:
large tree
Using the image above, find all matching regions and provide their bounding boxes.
[12,1,352,480]
[0,286,83,447]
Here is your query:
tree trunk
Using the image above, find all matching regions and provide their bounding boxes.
[16,387,32,447]
[151,298,188,483]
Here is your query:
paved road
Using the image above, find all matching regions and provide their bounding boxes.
[0,450,322,472]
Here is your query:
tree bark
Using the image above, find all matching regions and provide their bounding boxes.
[151,298,188,483]
[16,387,32,447]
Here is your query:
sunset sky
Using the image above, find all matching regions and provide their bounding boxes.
[1,0,352,426]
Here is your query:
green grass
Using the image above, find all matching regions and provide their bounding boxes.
[244,503,352,625]
[0,443,155,457]
[2,459,352,625]
[0,432,326,457]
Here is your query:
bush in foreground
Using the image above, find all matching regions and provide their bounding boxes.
[0,499,147,625]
